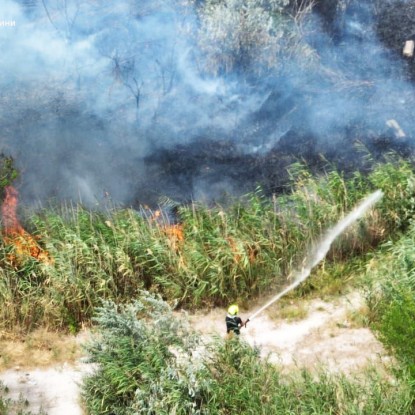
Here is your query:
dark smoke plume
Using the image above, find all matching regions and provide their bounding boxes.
[0,0,414,207]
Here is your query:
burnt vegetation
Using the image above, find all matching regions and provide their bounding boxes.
[141,0,415,206]
[1,0,415,207]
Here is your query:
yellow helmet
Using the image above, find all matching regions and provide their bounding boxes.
[228,304,239,315]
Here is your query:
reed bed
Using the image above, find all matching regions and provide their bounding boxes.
[0,160,414,331]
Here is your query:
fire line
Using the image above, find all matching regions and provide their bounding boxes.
[1,185,51,265]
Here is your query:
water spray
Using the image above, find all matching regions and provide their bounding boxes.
[244,190,383,326]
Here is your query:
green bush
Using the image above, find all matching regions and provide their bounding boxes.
[374,286,415,377]
[82,292,200,415]
[366,222,415,378]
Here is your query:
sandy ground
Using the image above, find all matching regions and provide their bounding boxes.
[0,290,390,414]
[0,363,89,415]
[188,290,390,374]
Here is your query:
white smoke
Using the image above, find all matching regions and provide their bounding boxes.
[0,0,413,206]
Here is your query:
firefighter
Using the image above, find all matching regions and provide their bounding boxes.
[225,304,245,336]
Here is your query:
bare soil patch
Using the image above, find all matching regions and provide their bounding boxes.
[0,330,92,415]
[188,290,391,374]
[0,364,88,415]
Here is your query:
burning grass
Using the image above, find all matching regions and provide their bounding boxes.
[0,160,413,332]
[1,186,52,266]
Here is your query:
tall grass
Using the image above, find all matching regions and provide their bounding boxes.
[0,160,414,331]
[366,222,415,378]
[82,293,415,415]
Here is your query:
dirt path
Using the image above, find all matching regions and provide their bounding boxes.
[0,291,390,414]
[188,290,390,374]
[0,363,88,415]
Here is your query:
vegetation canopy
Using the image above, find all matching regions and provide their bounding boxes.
[0,160,412,332]
[1,158,415,412]
[82,292,414,414]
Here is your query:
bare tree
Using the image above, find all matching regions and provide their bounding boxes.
[40,0,80,41]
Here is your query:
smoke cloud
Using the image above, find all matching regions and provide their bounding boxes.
[0,0,414,207]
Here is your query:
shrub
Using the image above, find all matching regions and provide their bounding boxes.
[366,222,415,378]
[374,286,415,377]
[82,292,200,415]
[197,0,303,74]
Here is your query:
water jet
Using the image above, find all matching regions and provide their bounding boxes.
[245,190,383,325]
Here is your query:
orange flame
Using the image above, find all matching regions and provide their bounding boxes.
[2,186,51,265]
[2,186,24,236]
[226,236,241,263]
[149,209,184,250]
[227,236,258,264]
[162,223,184,253]
[164,223,184,242]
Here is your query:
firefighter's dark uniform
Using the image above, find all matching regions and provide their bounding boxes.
[226,313,243,335]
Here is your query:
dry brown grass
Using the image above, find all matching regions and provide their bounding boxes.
[344,303,371,328]
[0,328,86,371]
